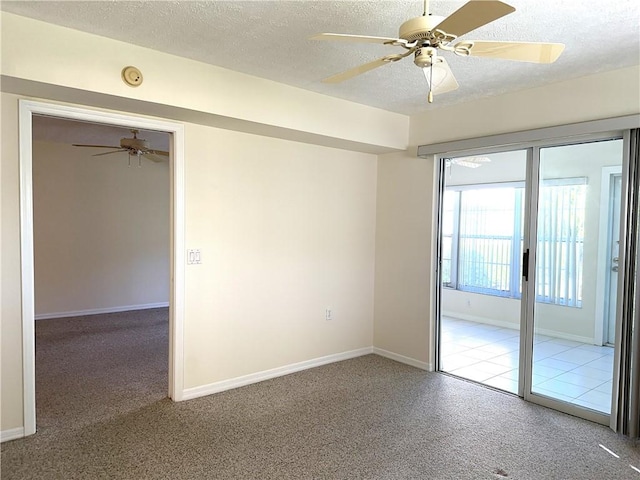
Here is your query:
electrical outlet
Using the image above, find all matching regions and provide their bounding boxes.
[325,308,332,321]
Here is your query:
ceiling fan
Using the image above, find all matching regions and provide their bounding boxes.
[446,156,491,168]
[72,129,169,166]
[311,0,564,103]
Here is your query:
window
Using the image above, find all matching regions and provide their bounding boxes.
[441,190,457,287]
[443,180,586,307]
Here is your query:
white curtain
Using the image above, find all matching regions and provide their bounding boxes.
[536,183,586,307]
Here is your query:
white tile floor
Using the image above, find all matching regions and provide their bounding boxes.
[440,316,614,414]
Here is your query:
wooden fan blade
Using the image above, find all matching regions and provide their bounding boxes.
[92,149,128,157]
[466,41,565,63]
[322,55,398,84]
[310,33,402,44]
[72,144,121,149]
[434,1,515,38]
[143,153,166,163]
[147,149,170,156]
[423,57,459,95]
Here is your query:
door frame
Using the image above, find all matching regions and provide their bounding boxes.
[19,99,186,436]
[595,166,623,346]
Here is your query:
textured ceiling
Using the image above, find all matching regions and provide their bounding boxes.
[3,1,639,115]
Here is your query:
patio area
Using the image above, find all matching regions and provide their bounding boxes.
[440,316,614,413]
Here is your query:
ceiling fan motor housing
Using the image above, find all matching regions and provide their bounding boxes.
[414,47,439,67]
[121,137,150,150]
[399,15,445,42]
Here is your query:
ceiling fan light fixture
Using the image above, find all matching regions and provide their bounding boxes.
[421,55,459,102]
[422,63,449,89]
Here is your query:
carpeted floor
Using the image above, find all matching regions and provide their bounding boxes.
[2,308,639,479]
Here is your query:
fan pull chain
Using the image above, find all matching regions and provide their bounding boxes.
[428,59,434,103]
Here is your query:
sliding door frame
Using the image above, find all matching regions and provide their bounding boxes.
[433,143,531,381]
[522,135,625,426]
[612,128,640,435]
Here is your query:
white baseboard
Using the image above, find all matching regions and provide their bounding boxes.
[533,327,595,345]
[1,427,25,443]
[182,347,373,401]
[443,311,596,345]
[373,347,432,371]
[35,302,170,320]
[443,311,519,331]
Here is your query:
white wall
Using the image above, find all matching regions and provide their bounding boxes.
[1,93,24,436]
[373,151,435,369]
[181,124,377,389]
[32,140,170,318]
[410,66,640,145]
[442,291,521,327]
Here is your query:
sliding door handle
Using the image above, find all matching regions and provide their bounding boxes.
[522,249,530,281]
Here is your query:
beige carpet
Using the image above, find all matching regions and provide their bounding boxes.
[2,308,639,479]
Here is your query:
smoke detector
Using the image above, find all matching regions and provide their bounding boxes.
[121,66,143,87]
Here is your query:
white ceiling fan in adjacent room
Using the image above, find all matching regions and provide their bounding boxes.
[311,0,564,103]
[73,129,169,166]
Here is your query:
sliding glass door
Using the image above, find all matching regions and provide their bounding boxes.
[437,135,627,424]
[528,139,624,417]
[439,149,527,394]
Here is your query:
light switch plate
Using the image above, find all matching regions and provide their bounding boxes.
[187,249,201,265]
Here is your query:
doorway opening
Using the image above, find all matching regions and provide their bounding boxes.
[19,100,186,437]
[32,116,171,431]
